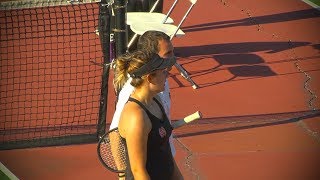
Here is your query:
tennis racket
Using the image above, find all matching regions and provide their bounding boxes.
[97,111,202,173]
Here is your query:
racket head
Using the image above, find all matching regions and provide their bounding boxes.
[97,128,127,173]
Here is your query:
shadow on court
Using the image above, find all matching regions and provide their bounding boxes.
[174,110,320,138]
[182,9,320,32]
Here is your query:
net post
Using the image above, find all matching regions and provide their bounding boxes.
[97,0,111,139]
[114,0,127,57]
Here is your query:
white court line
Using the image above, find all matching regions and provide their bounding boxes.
[0,162,19,180]
[301,0,320,10]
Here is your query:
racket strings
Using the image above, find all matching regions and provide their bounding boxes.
[98,129,127,172]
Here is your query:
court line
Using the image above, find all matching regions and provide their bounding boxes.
[0,162,19,180]
[301,0,320,10]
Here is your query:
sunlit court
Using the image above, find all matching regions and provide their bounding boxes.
[0,0,319,179]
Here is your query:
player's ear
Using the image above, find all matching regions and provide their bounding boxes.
[146,73,156,84]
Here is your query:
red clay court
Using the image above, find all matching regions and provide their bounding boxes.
[0,0,320,179]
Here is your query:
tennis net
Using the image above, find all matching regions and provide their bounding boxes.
[0,0,107,149]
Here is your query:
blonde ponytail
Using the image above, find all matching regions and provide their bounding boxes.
[113,50,154,93]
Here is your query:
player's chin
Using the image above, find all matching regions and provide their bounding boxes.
[156,86,165,94]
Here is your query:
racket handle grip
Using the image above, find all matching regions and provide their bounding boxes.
[172,111,202,129]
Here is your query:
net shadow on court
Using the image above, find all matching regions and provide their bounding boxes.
[174,110,320,138]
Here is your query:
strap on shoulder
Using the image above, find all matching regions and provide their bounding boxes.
[128,97,150,114]
[153,97,167,120]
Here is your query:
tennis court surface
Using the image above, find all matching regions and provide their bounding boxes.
[0,0,319,179]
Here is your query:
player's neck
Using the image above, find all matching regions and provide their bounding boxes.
[131,87,155,106]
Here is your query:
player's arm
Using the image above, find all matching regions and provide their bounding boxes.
[119,104,151,180]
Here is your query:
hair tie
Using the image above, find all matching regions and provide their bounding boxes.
[124,60,130,70]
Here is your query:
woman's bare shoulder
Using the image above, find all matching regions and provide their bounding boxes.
[119,102,151,137]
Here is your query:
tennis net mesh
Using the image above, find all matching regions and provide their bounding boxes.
[0,0,106,149]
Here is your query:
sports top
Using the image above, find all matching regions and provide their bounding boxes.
[123,97,174,180]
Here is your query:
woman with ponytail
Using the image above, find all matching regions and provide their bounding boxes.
[112,50,183,180]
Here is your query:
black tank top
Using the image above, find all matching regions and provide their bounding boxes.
[123,97,174,180]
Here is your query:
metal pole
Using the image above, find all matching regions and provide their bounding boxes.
[162,0,179,23]
[97,0,111,138]
[114,0,127,57]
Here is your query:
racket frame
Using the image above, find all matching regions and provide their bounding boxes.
[97,128,126,173]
